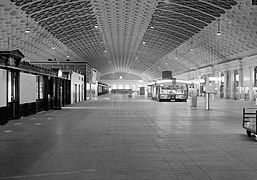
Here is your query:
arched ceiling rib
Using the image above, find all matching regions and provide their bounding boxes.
[1,0,256,80]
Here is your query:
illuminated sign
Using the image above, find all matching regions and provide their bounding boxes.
[57,70,62,77]
[208,77,221,81]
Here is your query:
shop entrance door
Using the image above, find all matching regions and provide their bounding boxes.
[7,70,20,120]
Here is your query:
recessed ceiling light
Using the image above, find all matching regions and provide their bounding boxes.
[4,130,12,133]
[25,16,30,33]
[150,26,154,29]
[142,41,146,44]
[95,25,98,28]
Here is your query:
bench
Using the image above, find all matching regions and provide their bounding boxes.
[242,108,257,138]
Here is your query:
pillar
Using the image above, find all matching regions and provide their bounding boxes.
[230,70,235,100]
[238,63,243,100]
[217,73,221,98]
[249,66,254,101]
[224,71,228,99]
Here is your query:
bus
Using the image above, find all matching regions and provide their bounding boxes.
[148,79,190,102]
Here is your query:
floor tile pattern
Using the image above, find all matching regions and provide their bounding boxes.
[1,94,257,180]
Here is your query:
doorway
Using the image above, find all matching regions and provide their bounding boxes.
[7,70,20,119]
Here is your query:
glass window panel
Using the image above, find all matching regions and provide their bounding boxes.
[8,71,12,102]
[39,76,44,99]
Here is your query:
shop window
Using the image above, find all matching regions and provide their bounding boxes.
[8,71,16,102]
[39,76,44,99]
[36,76,39,100]
[36,76,45,100]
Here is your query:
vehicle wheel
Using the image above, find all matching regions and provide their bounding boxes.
[246,130,251,137]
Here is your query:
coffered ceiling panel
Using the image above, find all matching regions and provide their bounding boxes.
[0,0,256,80]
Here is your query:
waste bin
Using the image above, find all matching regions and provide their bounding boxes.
[190,96,197,107]
[205,93,210,110]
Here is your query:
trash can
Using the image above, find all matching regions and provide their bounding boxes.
[190,96,197,107]
[205,93,210,110]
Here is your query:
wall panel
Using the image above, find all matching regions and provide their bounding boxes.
[0,69,6,107]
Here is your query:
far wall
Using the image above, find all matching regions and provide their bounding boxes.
[101,79,147,92]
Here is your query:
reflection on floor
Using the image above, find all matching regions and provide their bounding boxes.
[1,94,257,180]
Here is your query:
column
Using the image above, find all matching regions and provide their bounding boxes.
[249,66,254,101]
[224,71,228,99]
[238,63,243,100]
[217,72,221,98]
[230,70,235,100]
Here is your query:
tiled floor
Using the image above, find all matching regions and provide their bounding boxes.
[1,94,257,180]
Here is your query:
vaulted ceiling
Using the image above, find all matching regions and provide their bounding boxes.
[0,0,256,80]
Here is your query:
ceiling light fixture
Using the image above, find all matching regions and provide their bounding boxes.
[25,16,30,33]
[150,26,154,29]
[165,55,168,65]
[95,25,98,28]
[190,38,194,51]
[142,41,146,44]
[51,38,55,49]
[217,18,221,36]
